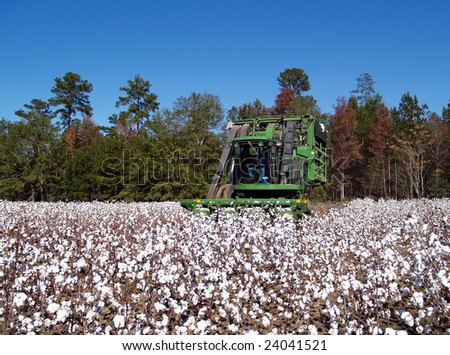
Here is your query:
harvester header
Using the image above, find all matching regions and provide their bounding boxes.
[181,115,328,217]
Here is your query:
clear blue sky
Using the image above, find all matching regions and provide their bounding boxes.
[1,0,449,126]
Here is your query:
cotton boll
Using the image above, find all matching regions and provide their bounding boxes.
[154,302,167,312]
[308,324,318,335]
[13,293,27,307]
[177,284,186,297]
[386,270,397,281]
[228,324,239,333]
[400,311,414,327]
[196,319,208,333]
[244,262,252,272]
[76,258,86,269]
[56,308,70,323]
[412,292,424,308]
[46,303,60,314]
[329,323,339,335]
[262,316,270,327]
[142,326,150,335]
[340,279,351,291]
[416,326,424,334]
[113,314,125,328]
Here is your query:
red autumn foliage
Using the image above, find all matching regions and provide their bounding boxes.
[272,87,294,115]
[331,97,363,164]
[368,104,391,158]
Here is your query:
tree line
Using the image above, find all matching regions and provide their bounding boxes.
[0,69,449,202]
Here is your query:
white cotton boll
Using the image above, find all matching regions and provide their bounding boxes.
[13,293,27,307]
[385,327,396,335]
[438,269,449,288]
[219,308,226,318]
[402,260,410,271]
[416,326,424,334]
[441,244,450,253]
[161,314,169,327]
[93,275,101,283]
[154,302,167,312]
[228,324,239,333]
[191,293,199,306]
[177,284,186,297]
[197,320,208,333]
[243,330,259,335]
[329,323,339,335]
[386,270,397,281]
[400,311,414,327]
[76,258,86,269]
[308,325,318,335]
[86,309,96,322]
[350,279,361,290]
[56,308,70,322]
[176,326,187,335]
[101,286,111,295]
[340,280,351,291]
[113,314,125,328]
[262,316,270,327]
[397,330,408,335]
[371,326,380,335]
[142,327,150,335]
[244,262,252,272]
[412,292,424,308]
[46,303,60,314]
[406,215,418,225]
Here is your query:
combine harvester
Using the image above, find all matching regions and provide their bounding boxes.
[181,115,328,218]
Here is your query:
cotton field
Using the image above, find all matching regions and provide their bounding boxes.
[1,198,449,335]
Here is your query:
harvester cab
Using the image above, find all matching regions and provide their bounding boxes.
[180,115,328,218]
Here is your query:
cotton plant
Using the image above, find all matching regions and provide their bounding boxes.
[1,198,449,334]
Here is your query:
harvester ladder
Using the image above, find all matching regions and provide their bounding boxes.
[206,125,240,199]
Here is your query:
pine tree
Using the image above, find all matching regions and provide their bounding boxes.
[49,72,93,128]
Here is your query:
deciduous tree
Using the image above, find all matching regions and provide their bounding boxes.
[272,87,294,115]
[366,104,392,197]
[330,97,363,200]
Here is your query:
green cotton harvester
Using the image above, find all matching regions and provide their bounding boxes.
[180,115,328,218]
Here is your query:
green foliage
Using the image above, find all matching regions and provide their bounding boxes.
[49,72,93,128]
[229,99,270,120]
[1,70,448,204]
[277,68,311,96]
[115,74,159,133]
[392,92,429,132]
[0,100,59,201]
[427,174,450,198]
[443,101,450,122]
[351,73,377,107]
[289,95,326,120]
